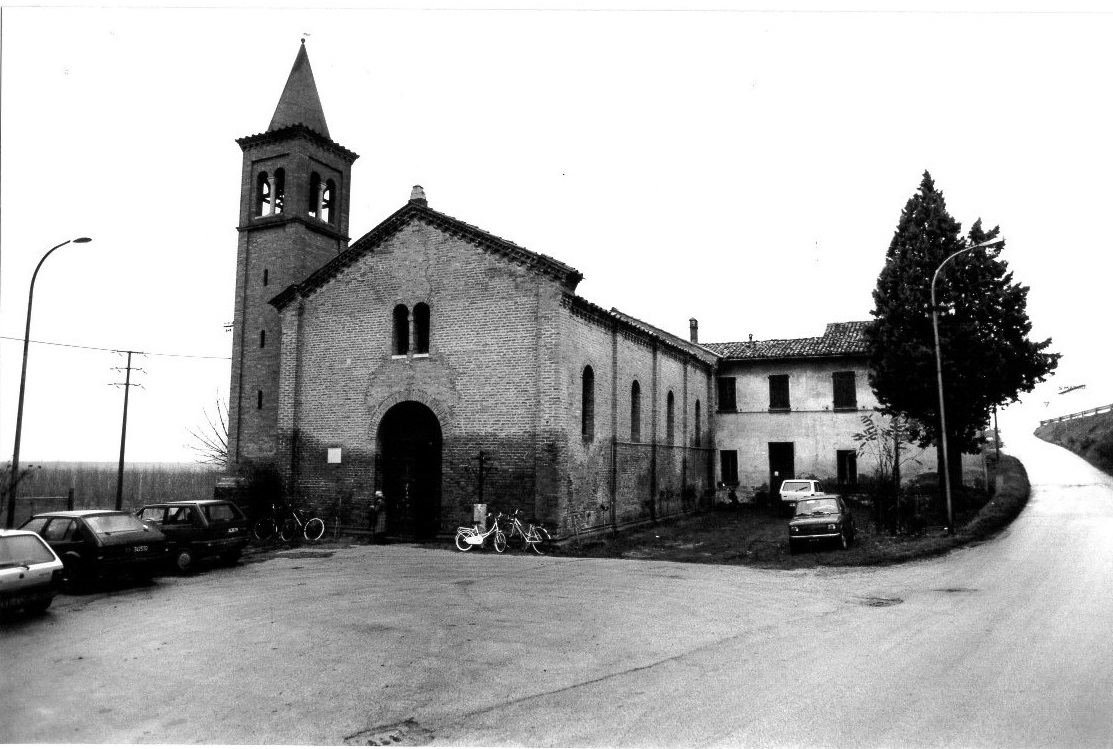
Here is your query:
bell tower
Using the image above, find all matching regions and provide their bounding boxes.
[227,41,359,469]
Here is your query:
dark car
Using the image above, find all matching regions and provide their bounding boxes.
[787,494,856,553]
[136,500,250,573]
[19,510,169,587]
[0,529,65,617]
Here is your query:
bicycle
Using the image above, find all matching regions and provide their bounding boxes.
[252,503,283,541]
[504,509,552,555]
[454,513,506,552]
[280,507,325,542]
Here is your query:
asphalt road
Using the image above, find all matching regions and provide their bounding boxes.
[3,427,1111,747]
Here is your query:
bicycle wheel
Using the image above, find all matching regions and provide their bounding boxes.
[528,526,552,555]
[493,530,507,553]
[279,518,299,542]
[455,529,472,552]
[253,518,276,541]
[303,517,325,541]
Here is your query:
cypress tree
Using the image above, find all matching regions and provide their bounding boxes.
[866,172,1059,500]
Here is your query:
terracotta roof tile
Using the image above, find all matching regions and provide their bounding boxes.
[704,321,870,360]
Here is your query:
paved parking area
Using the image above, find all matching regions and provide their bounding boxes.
[6,445,1113,749]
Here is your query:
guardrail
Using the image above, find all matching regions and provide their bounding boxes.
[1040,403,1113,426]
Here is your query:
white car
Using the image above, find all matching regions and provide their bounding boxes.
[0,529,65,616]
[778,479,828,516]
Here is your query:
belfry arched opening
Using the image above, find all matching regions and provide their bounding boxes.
[377,402,443,539]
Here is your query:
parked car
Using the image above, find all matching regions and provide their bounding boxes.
[0,529,65,616]
[788,494,856,553]
[19,510,169,587]
[778,479,828,516]
[136,500,250,573]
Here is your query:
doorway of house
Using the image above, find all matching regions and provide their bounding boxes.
[377,401,443,539]
[768,442,795,499]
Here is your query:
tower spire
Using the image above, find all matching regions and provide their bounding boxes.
[268,40,331,139]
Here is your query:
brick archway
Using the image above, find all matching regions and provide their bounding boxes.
[376,401,443,539]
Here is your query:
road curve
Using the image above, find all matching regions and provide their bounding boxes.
[427,426,1113,748]
[2,424,1110,747]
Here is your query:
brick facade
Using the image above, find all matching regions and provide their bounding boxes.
[227,44,966,541]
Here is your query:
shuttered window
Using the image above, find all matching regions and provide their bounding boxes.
[769,375,790,410]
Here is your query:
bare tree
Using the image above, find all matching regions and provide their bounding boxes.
[186,396,228,468]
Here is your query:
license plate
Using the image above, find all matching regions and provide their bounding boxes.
[133,545,148,553]
[228,527,240,534]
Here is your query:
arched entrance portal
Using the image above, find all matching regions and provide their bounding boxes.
[377,401,443,539]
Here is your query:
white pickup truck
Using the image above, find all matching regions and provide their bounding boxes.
[778,479,828,515]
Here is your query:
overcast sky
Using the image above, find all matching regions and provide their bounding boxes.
[2,1,1111,464]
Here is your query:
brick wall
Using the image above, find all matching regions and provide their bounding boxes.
[228,132,354,469]
[275,220,565,532]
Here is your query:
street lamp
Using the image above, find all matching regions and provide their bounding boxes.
[931,236,1004,534]
[6,237,93,529]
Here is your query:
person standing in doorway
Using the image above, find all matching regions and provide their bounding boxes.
[370,490,388,544]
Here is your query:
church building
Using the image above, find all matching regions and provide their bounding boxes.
[227,43,936,540]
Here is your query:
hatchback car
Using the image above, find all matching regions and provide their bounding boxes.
[778,479,827,516]
[0,529,65,616]
[136,500,250,572]
[19,510,169,586]
[787,494,856,553]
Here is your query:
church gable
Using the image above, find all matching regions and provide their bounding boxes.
[271,191,583,312]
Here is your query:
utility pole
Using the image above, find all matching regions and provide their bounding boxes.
[112,351,144,510]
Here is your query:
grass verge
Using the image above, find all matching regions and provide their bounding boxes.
[560,453,1030,569]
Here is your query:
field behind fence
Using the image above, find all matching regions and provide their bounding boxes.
[12,462,222,526]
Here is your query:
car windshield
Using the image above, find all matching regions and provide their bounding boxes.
[0,535,57,567]
[85,514,149,535]
[795,498,839,516]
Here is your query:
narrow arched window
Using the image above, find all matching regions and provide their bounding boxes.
[256,172,271,216]
[257,390,264,409]
[308,172,322,219]
[666,391,675,445]
[413,303,430,354]
[630,381,642,442]
[694,400,702,447]
[581,366,595,440]
[392,304,409,355]
[259,330,266,348]
[322,179,336,224]
[272,168,285,215]
[262,268,269,286]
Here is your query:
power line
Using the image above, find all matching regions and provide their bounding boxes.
[0,334,230,360]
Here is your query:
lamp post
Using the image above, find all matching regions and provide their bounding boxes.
[931,236,1003,534]
[6,237,93,529]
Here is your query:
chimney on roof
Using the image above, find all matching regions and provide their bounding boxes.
[749,334,753,342]
[409,185,427,207]
[689,318,698,344]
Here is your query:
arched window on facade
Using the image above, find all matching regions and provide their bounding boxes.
[322,179,335,224]
[694,400,702,447]
[630,380,642,442]
[256,172,271,216]
[413,303,430,354]
[308,172,321,219]
[392,304,409,355]
[259,330,266,349]
[666,391,676,445]
[581,366,595,440]
[255,169,285,217]
[308,173,336,223]
[272,169,285,215]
